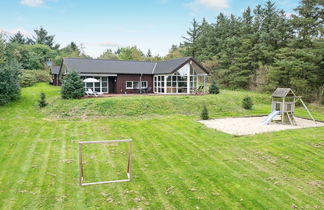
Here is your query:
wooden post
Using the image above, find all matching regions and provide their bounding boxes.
[282,97,285,123]
[79,143,83,186]
[300,98,316,124]
[127,141,132,180]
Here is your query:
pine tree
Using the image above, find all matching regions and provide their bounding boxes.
[38,92,48,108]
[201,105,209,120]
[10,31,26,44]
[61,72,84,99]
[33,26,59,49]
[183,19,201,58]
[209,81,220,94]
[146,49,152,57]
[291,0,324,45]
[242,96,253,110]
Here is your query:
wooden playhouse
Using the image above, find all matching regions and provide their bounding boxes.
[262,88,315,126]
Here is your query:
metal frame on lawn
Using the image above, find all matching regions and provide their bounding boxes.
[79,139,132,186]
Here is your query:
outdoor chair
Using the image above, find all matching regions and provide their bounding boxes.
[146,87,152,93]
[195,86,204,94]
[85,89,98,97]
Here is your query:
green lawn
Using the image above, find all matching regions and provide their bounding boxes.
[0,83,323,209]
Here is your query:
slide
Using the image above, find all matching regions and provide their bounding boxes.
[262,111,280,125]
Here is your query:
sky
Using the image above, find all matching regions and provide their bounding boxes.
[0,0,300,58]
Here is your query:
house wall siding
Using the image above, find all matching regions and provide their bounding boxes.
[116,74,153,94]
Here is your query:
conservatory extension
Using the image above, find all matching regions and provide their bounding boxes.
[153,62,208,94]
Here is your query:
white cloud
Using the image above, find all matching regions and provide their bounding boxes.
[21,0,43,7]
[187,0,229,11]
[98,41,122,48]
[0,27,32,37]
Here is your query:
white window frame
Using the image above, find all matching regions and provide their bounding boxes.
[126,81,148,89]
[141,81,148,88]
[126,81,133,89]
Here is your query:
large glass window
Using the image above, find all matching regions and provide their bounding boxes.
[81,76,109,93]
[153,63,207,94]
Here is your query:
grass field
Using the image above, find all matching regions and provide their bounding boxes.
[0,83,323,209]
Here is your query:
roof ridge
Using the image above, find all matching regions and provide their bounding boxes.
[64,57,157,63]
[63,57,193,63]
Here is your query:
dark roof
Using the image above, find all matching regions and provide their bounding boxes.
[50,66,60,75]
[61,57,208,75]
[272,88,295,97]
[153,57,191,74]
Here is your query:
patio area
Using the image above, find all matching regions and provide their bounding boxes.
[83,92,208,98]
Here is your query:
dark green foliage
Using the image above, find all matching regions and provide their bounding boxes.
[0,60,21,105]
[201,105,209,120]
[38,92,48,108]
[183,19,201,58]
[20,73,37,87]
[242,96,253,110]
[61,72,84,99]
[33,26,60,49]
[10,31,26,44]
[20,70,51,87]
[209,81,220,94]
[181,0,323,102]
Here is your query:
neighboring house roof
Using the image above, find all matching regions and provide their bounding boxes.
[272,88,295,97]
[50,66,60,75]
[61,57,209,75]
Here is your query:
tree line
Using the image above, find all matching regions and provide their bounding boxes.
[177,0,323,102]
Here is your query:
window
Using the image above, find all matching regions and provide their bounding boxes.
[126,81,133,89]
[153,64,207,94]
[133,81,139,89]
[141,81,148,88]
[126,81,148,89]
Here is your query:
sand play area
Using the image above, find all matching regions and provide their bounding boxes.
[199,116,324,136]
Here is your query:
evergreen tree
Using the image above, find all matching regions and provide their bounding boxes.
[200,105,209,120]
[33,26,59,49]
[146,49,152,57]
[10,31,26,44]
[242,96,253,110]
[183,19,201,58]
[61,72,84,99]
[291,0,324,45]
[38,92,48,108]
[209,81,220,94]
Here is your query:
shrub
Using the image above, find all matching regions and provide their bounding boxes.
[201,105,209,120]
[20,72,37,87]
[38,92,48,108]
[0,60,21,105]
[20,70,51,87]
[209,81,219,94]
[61,71,84,99]
[242,96,253,110]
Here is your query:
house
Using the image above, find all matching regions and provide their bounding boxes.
[57,57,209,94]
[50,66,61,86]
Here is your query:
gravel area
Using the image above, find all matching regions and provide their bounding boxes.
[199,116,324,136]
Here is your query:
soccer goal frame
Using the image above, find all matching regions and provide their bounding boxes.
[79,139,132,186]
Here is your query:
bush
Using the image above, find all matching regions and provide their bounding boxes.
[38,92,48,108]
[20,70,51,87]
[20,72,37,87]
[209,81,219,94]
[201,105,209,120]
[0,60,21,105]
[242,96,253,110]
[61,71,84,99]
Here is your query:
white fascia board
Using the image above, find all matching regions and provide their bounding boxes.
[80,73,117,76]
